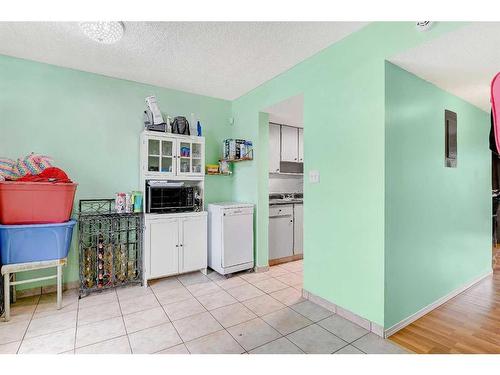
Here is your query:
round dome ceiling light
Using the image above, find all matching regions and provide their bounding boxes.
[415,21,434,32]
[79,22,124,44]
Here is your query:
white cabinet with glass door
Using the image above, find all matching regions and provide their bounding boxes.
[141,131,205,179]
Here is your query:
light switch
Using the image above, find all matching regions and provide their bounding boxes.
[309,170,320,184]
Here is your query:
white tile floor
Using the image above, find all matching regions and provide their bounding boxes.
[0,260,409,354]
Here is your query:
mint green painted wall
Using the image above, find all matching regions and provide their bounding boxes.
[384,63,491,328]
[0,54,232,290]
[231,22,464,325]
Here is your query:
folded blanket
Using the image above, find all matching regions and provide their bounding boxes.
[0,158,16,181]
[0,153,54,181]
[17,167,72,183]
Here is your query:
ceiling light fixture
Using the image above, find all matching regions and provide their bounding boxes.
[415,21,434,32]
[79,22,124,44]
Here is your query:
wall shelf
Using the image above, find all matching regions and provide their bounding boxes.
[206,172,232,176]
[220,157,253,163]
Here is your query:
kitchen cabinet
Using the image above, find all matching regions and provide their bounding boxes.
[149,218,179,278]
[145,212,207,280]
[281,126,299,162]
[269,205,294,260]
[141,132,205,179]
[298,128,304,162]
[269,123,281,173]
[293,203,303,255]
[179,215,207,273]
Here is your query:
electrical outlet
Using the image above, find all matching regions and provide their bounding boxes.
[309,170,320,184]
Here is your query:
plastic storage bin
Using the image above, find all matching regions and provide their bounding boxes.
[0,220,76,264]
[0,181,77,224]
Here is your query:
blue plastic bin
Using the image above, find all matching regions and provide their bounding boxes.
[0,220,76,264]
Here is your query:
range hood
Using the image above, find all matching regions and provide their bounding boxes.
[279,161,303,174]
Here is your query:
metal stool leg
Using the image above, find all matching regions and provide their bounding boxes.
[57,264,62,310]
[11,274,16,304]
[3,273,10,322]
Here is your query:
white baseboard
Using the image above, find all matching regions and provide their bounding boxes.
[384,270,493,338]
[254,265,270,273]
[15,280,79,299]
[302,289,385,337]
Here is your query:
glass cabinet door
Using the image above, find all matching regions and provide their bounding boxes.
[160,140,174,173]
[147,139,160,172]
[191,142,203,175]
[147,138,175,175]
[178,141,191,174]
[177,140,204,176]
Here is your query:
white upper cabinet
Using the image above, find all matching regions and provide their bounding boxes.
[281,126,299,162]
[298,128,303,162]
[142,132,205,179]
[269,124,281,173]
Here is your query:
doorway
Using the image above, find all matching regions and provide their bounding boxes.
[263,95,304,283]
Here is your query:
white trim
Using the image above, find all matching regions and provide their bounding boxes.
[254,265,270,273]
[384,270,493,338]
[302,289,384,337]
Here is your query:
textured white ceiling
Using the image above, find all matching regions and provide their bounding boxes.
[390,22,500,112]
[0,22,367,100]
[264,94,304,127]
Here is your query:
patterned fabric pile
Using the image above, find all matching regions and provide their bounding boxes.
[0,153,54,181]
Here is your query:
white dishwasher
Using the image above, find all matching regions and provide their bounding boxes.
[208,202,254,275]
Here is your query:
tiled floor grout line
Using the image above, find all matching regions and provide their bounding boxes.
[246,334,304,354]
[16,294,42,353]
[113,289,133,354]
[73,293,81,353]
[350,332,371,353]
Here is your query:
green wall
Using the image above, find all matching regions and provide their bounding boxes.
[384,62,491,329]
[230,22,464,326]
[0,54,232,289]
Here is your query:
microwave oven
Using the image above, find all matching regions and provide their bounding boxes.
[146,181,196,213]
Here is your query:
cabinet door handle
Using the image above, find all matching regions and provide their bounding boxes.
[176,244,179,247]
[180,244,183,247]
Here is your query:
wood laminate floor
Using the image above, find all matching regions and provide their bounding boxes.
[390,250,500,354]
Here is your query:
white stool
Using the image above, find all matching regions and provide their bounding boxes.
[1,258,67,321]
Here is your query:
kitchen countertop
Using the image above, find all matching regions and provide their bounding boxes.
[269,199,303,206]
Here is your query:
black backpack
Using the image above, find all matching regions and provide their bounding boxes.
[171,117,190,135]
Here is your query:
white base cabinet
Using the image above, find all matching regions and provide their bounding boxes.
[269,205,294,260]
[144,212,207,282]
[293,204,303,255]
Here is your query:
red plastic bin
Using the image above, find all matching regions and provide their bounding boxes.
[0,181,77,225]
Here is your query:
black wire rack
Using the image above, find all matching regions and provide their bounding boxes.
[78,199,143,298]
